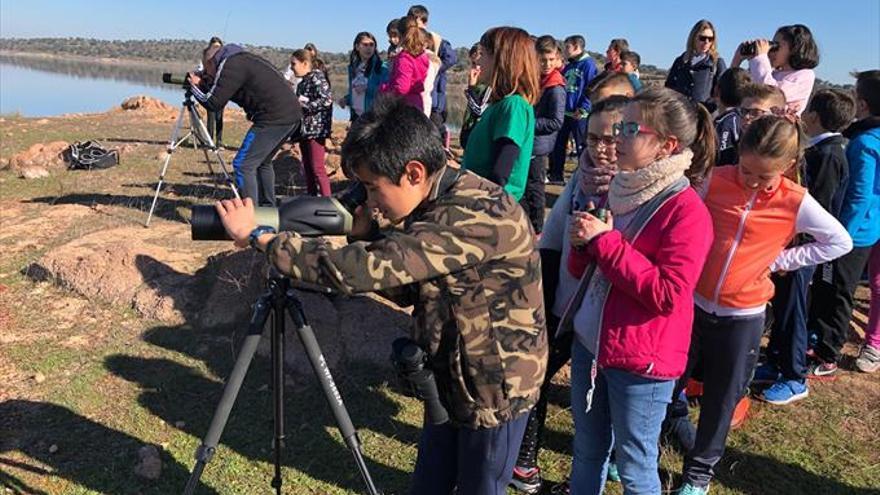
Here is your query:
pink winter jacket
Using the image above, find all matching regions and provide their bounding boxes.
[566,187,714,379]
[380,51,430,110]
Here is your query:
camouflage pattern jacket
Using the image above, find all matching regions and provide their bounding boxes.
[267,167,548,428]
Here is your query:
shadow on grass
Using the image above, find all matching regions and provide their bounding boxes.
[659,446,880,495]
[104,317,420,494]
[0,399,219,495]
[27,192,194,224]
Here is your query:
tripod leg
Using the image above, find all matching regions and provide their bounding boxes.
[146,105,188,227]
[270,295,285,495]
[182,293,273,495]
[284,297,382,495]
[189,105,241,199]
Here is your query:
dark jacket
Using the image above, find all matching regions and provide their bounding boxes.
[296,70,332,139]
[431,37,457,114]
[715,108,741,165]
[192,48,302,127]
[533,84,566,157]
[267,168,548,428]
[665,53,727,107]
[805,134,849,217]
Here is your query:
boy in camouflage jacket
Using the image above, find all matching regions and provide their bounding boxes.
[216,97,547,495]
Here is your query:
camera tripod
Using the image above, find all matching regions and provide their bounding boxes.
[145,89,240,227]
[183,270,381,495]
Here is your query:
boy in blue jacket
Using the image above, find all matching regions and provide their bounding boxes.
[549,35,598,184]
[807,70,880,378]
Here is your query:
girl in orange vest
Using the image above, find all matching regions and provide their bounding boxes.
[675,115,852,495]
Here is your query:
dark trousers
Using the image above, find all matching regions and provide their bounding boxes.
[409,412,530,495]
[299,138,330,197]
[519,155,549,235]
[516,314,571,468]
[430,109,449,147]
[808,246,873,363]
[232,123,298,207]
[767,266,816,380]
[678,308,765,488]
[206,106,225,145]
[549,116,587,182]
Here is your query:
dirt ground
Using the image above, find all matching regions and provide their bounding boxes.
[0,101,878,495]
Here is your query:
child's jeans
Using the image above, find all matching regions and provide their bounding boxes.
[570,340,674,495]
[409,412,529,495]
[680,307,764,488]
[867,242,880,349]
[767,266,816,380]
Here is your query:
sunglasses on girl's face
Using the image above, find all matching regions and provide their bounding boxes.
[360,42,375,48]
[698,35,714,42]
[612,121,658,139]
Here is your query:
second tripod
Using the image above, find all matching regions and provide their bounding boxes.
[145,89,240,227]
[183,272,381,495]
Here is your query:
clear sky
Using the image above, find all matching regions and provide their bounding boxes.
[2,0,878,84]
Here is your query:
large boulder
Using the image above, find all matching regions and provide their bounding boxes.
[119,96,177,121]
[26,218,410,376]
[26,223,204,324]
[6,141,70,178]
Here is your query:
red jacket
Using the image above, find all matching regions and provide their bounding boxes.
[567,187,713,379]
[380,50,429,110]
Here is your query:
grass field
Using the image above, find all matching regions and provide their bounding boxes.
[0,108,878,495]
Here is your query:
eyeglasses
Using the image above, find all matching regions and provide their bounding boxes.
[738,106,785,120]
[612,121,658,139]
[698,35,715,42]
[359,42,376,48]
[587,135,617,149]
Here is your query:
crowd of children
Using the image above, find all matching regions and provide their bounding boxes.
[212,10,879,495]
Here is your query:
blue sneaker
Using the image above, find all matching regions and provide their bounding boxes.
[752,362,781,384]
[607,461,620,482]
[762,378,809,405]
[677,482,709,495]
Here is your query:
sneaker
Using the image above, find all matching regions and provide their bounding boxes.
[752,362,781,384]
[607,461,620,482]
[509,465,542,494]
[730,396,750,430]
[761,378,809,405]
[677,482,710,495]
[856,345,880,373]
[806,361,839,380]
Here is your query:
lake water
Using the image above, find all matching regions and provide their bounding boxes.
[0,56,350,121]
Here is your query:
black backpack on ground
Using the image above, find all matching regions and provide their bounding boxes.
[66,141,119,170]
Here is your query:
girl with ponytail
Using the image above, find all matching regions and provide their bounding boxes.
[562,87,715,493]
[674,114,852,495]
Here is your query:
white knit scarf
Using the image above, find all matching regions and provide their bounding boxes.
[608,149,693,215]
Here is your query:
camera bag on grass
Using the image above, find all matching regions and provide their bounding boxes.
[66,141,119,170]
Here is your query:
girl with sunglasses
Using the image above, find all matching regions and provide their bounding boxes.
[665,19,727,113]
[732,24,819,116]
[562,87,716,494]
[340,32,388,122]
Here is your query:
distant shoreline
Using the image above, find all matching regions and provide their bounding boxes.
[0,50,191,72]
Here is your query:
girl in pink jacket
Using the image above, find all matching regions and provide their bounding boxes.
[562,87,715,494]
[379,16,429,111]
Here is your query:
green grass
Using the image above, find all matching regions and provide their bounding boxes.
[1,111,878,495]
